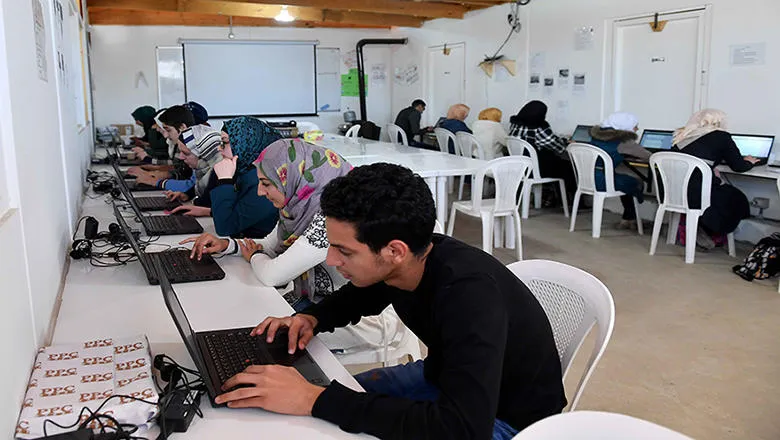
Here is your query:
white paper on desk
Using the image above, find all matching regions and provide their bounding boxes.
[15,335,159,439]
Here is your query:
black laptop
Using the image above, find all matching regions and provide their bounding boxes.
[109,159,159,192]
[732,134,775,166]
[111,161,182,211]
[570,124,593,143]
[115,172,203,236]
[113,202,224,284]
[155,260,330,406]
[640,129,675,153]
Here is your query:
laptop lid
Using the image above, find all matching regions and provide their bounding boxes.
[571,125,593,143]
[155,259,219,398]
[731,134,775,159]
[112,201,156,281]
[640,129,674,151]
[110,162,148,226]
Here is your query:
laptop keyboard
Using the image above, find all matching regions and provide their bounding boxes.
[144,215,202,235]
[203,330,313,385]
[158,251,197,280]
[135,197,180,211]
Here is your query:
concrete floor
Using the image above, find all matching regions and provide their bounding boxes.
[349,206,780,439]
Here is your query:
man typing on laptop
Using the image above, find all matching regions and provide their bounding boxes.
[212,163,566,440]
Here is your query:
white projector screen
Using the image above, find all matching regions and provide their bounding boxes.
[183,40,318,117]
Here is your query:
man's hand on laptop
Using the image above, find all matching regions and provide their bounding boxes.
[181,233,229,260]
[252,315,318,354]
[164,190,189,202]
[745,155,760,164]
[214,364,324,415]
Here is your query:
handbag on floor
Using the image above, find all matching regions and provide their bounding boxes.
[732,233,780,281]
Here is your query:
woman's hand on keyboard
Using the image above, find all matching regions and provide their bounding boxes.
[181,233,229,260]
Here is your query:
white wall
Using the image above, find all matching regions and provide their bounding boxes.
[90,26,398,133]
[0,0,92,436]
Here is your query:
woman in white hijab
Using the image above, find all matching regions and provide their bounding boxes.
[671,109,758,248]
[588,112,652,231]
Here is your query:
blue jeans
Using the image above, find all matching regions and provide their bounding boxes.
[355,360,519,440]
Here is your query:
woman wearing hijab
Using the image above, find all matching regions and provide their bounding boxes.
[472,108,508,160]
[184,138,410,356]
[671,109,758,248]
[437,104,472,154]
[589,112,651,231]
[184,101,209,126]
[130,105,169,160]
[508,100,576,200]
[169,116,279,238]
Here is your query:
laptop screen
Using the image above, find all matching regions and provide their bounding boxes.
[111,162,146,221]
[156,262,218,397]
[571,125,593,143]
[732,134,774,158]
[112,202,154,277]
[640,130,674,151]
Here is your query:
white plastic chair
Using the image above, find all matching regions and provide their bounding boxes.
[513,411,693,439]
[455,132,487,200]
[434,127,458,155]
[568,143,644,238]
[447,156,532,260]
[334,305,422,367]
[507,260,615,411]
[386,123,408,146]
[344,124,361,139]
[648,152,736,264]
[506,137,570,219]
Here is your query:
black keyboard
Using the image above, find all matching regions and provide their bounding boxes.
[143,215,203,235]
[126,180,159,192]
[150,250,224,284]
[158,251,198,280]
[135,197,181,212]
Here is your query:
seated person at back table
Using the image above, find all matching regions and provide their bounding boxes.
[130,105,169,160]
[589,112,651,231]
[671,109,759,249]
[438,103,472,154]
[171,117,279,238]
[128,105,197,187]
[394,99,433,148]
[509,100,576,202]
[183,140,411,358]
[472,107,508,160]
[213,163,567,440]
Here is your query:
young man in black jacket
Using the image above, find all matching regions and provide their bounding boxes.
[215,163,566,440]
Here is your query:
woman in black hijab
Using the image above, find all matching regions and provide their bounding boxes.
[131,105,169,160]
[508,100,575,202]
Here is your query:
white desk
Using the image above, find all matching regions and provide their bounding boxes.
[54,184,371,438]
[315,135,485,226]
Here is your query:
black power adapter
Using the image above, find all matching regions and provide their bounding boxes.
[158,389,202,437]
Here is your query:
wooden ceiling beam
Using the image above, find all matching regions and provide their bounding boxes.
[87,8,390,28]
[87,0,424,27]
[222,0,466,19]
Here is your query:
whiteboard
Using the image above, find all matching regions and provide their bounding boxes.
[156,46,185,109]
[316,47,340,112]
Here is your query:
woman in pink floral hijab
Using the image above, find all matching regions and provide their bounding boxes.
[250,138,352,309]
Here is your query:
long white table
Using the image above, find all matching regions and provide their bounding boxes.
[53,172,371,438]
[313,135,486,226]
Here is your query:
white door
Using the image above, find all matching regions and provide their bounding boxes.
[426,43,465,126]
[609,8,709,130]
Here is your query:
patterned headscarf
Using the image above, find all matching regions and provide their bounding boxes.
[255,139,352,299]
[181,125,223,196]
[221,116,283,174]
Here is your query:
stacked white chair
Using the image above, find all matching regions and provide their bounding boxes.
[506,136,570,219]
[568,143,644,238]
[447,156,532,260]
[507,259,615,411]
[648,152,736,264]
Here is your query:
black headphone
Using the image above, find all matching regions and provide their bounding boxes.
[70,239,93,259]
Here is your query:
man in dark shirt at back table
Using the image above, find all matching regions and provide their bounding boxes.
[394,99,434,148]
[214,163,567,440]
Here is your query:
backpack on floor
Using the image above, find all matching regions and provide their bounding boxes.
[732,233,780,281]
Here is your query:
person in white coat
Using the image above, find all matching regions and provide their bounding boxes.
[472,107,508,160]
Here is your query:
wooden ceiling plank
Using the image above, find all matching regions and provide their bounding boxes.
[230,0,466,19]
[87,8,390,28]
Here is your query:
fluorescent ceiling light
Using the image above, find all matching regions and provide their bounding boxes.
[275,6,295,23]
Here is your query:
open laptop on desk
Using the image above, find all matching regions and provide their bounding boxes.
[570,124,593,143]
[732,134,775,166]
[111,144,145,166]
[155,260,329,406]
[113,202,224,284]
[115,172,203,236]
[111,161,181,210]
[639,129,674,153]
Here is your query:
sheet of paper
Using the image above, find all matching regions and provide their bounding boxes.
[341,68,367,97]
[529,73,540,92]
[558,67,570,88]
[575,26,595,51]
[573,72,587,95]
[32,0,47,82]
[730,43,766,66]
[530,52,546,70]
